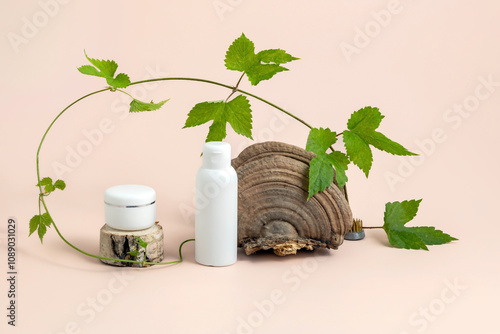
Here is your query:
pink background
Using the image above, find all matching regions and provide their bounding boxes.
[1,1,499,333]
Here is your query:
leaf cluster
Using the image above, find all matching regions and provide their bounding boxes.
[37,177,66,194]
[31,177,66,242]
[184,34,298,142]
[78,52,168,112]
[78,51,131,88]
[29,213,53,243]
[305,107,416,198]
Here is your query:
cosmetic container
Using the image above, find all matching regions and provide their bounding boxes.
[195,141,238,266]
[104,184,156,231]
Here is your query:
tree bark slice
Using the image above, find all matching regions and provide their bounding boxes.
[99,223,164,267]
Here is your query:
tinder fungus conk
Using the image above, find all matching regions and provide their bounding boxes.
[232,141,353,256]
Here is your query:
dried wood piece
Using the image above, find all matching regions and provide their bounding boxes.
[99,223,163,267]
[232,141,353,256]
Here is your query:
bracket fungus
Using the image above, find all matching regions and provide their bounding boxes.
[232,141,353,256]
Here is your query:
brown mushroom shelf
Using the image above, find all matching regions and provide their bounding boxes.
[232,141,353,256]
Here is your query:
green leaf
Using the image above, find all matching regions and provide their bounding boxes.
[344,106,416,177]
[54,179,66,191]
[36,177,52,187]
[306,127,350,198]
[84,51,118,78]
[106,73,131,89]
[38,224,47,243]
[343,130,373,176]
[257,49,299,65]
[308,153,335,199]
[347,106,384,132]
[184,95,253,142]
[37,177,65,194]
[224,34,298,86]
[308,151,349,199]
[225,33,257,72]
[329,151,349,188]
[29,213,52,243]
[383,199,458,250]
[408,226,459,246]
[129,99,169,112]
[137,237,148,249]
[127,250,139,257]
[44,183,55,193]
[77,65,102,77]
[246,64,288,86]
[41,213,53,227]
[359,131,415,156]
[78,51,131,89]
[306,127,338,154]
[29,215,41,236]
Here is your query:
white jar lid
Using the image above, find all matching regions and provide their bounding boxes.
[104,185,156,207]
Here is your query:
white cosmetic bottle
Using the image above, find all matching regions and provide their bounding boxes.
[195,141,238,266]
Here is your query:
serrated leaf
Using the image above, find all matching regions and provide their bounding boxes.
[54,179,66,191]
[225,33,257,72]
[306,128,349,198]
[224,34,298,85]
[383,228,430,250]
[329,151,349,188]
[347,106,384,132]
[77,65,102,77]
[85,51,118,78]
[344,106,415,176]
[246,63,287,86]
[308,153,335,199]
[358,131,415,156]
[129,99,169,112]
[409,226,458,245]
[184,95,253,142]
[206,116,227,142]
[383,199,458,250]
[41,213,53,227]
[79,51,131,89]
[29,213,52,243]
[343,130,373,177]
[106,73,131,89]
[257,49,299,65]
[224,95,253,138]
[384,199,421,227]
[29,215,41,236]
[38,224,47,243]
[308,151,349,199]
[306,127,337,154]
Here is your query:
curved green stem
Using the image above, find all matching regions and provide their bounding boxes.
[36,88,111,194]
[116,88,134,99]
[225,72,245,103]
[130,77,315,130]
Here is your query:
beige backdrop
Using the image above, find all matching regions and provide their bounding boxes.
[1,1,499,333]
